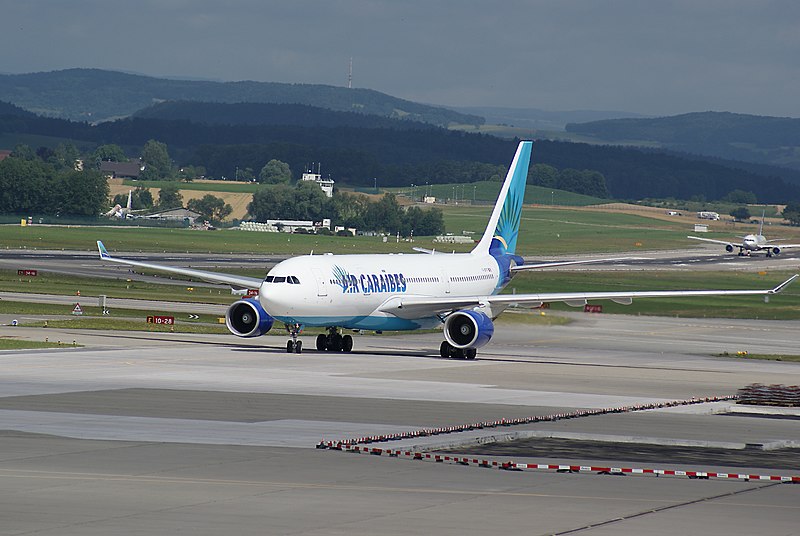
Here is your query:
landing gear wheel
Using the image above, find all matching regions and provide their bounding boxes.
[316,334,327,351]
[342,334,353,353]
[330,333,343,351]
[285,322,302,355]
[440,341,451,358]
[465,348,477,360]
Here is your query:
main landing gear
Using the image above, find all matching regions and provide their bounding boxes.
[316,327,354,353]
[440,341,476,360]
[286,323,302,354]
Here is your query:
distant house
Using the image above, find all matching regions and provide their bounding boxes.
[100,161,142,179]
[0,150,12,162]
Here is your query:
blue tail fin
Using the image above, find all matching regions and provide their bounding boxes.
[472,141,532,256]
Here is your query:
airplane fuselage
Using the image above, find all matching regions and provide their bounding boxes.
[742,234,768,251]
[260,252,502,331]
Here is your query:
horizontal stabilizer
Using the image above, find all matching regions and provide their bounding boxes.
[511,257,638,271]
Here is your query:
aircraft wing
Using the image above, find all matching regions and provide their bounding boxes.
[378,275,799,319]
[511,257,637,271]
[96,241,264,289]
[687,235,735,247]
[762,242,800,249]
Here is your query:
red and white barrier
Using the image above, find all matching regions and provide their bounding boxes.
[317,395,738,449]
[323,444,800,483]
[315,394,800,483]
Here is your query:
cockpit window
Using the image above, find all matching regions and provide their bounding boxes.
[264,275,299,284]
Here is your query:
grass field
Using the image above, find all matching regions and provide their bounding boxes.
[0,337,80,350]
[390,181,607,206]
[1,225,459,255]
[0,299,224,322]
[1,201,722,256]
[0,217,688,255]
[0,269,239,305]
[440,205,696,253]
[718,352,800,362]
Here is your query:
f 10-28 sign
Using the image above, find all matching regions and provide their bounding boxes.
[147,315,175,325]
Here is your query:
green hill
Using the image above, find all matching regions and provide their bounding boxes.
[0,101,35,117]
[566,111,800,170]
[0,68,483,127]
[134,101,437,130]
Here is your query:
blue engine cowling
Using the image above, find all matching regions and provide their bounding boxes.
[725,244,734,253]
[225,298,274,337]
[443,310,494,349]
[772,247,781,255]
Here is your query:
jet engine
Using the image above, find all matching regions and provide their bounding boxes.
[772,247,781,255]
[443,309,494,349]
[225,298,274,337]
[725,244,734,252]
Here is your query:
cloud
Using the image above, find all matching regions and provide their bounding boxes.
[1,0,798,116]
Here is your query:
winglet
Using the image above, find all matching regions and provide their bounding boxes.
[97,240,111,259]
[769,274,799,294]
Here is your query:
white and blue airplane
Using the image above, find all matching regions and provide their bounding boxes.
[688,210,800,257]
[97,141,798,358]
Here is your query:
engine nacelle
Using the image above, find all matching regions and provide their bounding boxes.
[443,310,494,349]
[225,298,274,337]
[772,247,781,255]
[725,244,734,253]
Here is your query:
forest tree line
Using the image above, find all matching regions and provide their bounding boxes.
[2,104,800,202]
[0,141,445,234]
[0,144,107,217]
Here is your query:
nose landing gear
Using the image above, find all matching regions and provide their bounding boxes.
[285,323,303,353]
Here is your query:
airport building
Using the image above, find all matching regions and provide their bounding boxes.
[301,169,334,197]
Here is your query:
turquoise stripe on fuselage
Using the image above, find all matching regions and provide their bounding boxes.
[272,314,439,331]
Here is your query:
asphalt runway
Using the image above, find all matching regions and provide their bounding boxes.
[2,316,800,535]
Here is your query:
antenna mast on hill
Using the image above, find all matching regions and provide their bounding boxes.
[348,57,353,89]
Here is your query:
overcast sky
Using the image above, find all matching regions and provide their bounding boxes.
[2,0,799,117]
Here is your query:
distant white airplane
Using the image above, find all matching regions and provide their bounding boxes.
[104,190,132,219]
[96,141,798,358]
[688,211,800,257]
